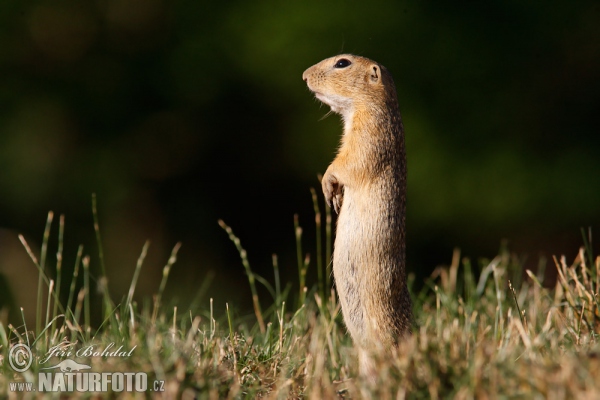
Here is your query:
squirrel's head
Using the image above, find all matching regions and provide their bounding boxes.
[302,54,397,119]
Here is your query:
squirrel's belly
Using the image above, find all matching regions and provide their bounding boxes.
[332,190,383,346]
[332,186,404,344]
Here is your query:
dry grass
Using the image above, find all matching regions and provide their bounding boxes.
[0,201,599,398]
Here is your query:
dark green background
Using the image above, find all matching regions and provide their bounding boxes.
[1,1,599,321]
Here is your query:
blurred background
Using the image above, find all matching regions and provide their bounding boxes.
[0,0,599,325]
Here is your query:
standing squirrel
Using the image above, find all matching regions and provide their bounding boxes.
[302,54,412,377]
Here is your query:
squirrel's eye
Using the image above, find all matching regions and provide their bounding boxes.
[334,59,352,68]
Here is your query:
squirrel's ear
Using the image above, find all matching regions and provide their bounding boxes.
[369,64,380,84]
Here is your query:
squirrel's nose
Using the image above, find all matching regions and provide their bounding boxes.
[302,68,310,82]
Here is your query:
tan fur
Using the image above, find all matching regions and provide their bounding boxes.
[302,54,412,377]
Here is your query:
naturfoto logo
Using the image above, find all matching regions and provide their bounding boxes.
[8,343,164,394]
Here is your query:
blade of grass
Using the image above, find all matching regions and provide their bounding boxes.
[32,314,65,348]
[71,289,84,344]
[492,260,503,339]
[129,303,135,330]
[20,308,30,347]
[51,215,65,340]
[210,298,215,340]
[509,280,527,333]
[254,274,276,301]
[92,193,114,319]
[311,188,324,303]
[125,240,150,321]
[188,271,215,313]
[92,305,120,340]
[18,235,66,317]
[37,211,54,336]
[82,256,90,340]
[171,306,177,340]
[0,322,8,349]
[66,245,83,319]
[536,254,547,287]
[463,256,473,305]
[152,242,181,324]
[44,279,54,347]
[226,303,239,382]
[526,270,544,288]
[294,214,306,305]
[272,254,281,308]
[277,301,285,350]
[218,220,265,333]
[325,194,332,292]
[581,227,594,276]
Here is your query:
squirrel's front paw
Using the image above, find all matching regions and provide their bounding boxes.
[322,171,343,214]
[333,192,343,214]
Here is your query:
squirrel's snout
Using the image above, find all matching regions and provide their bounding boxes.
[302,67,313,83]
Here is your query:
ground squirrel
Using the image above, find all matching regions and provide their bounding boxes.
[302,54,412,376]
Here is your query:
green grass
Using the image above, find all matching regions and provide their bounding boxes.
[0,195,599,398]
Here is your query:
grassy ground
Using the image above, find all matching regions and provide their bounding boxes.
[1,195,599,399]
